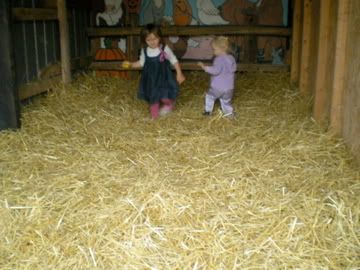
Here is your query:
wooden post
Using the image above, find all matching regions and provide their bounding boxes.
[57,0,71,84]
[330,0,350,134]
[127,13,140,79]
[0,0,21,130]
[299,0,313,95]
[313,1,332,123]
[290,0,302,85]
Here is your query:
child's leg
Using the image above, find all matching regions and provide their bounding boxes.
[205,91,217,113]
[219,90,234,115]
[159,98,174,116]
[160,98,174,111]
[150,103,160,119]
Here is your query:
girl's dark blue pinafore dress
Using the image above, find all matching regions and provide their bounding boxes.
[138,45,179,105]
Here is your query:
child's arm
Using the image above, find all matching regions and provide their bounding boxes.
[122,60,141,68]
[130,60,142,68]
[204,62,222,75]
[173,62,185,84]
[165,45,185,84]
[122,49,144,69]
[197,61,206,70]
[198,58,222,75]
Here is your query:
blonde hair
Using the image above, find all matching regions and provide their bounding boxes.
[212,36,231,54]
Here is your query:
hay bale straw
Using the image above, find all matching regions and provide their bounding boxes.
[0,71,359,269]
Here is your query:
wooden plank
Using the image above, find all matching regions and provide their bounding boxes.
[57,0,71,84]
[13,21,28,86]
[299,0,313,96]
[36,21,46,69]
[19,56,92,100]
[127,13,140,79]
[25,21,37,82]
[87,25,292,38]
[90,61,290,72]
[38,0,57,8]
[12,8,57,21]
[330,0,350,134]
[0,0,21,129]
[290,0,303,84]
[39,56,92,78]
[45,21,57,64]
[19,76,61,100]
[313,1,333,123]
[342,0,360,163]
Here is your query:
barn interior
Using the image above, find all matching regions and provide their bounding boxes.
[0,0,359,269]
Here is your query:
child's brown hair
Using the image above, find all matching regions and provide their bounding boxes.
[140,24,164,46]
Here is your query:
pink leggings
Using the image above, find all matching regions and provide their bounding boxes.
[150,98,174,119]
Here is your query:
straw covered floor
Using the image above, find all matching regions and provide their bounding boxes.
[0,72,359,269]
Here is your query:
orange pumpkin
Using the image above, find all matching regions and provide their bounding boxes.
[94,48,129,79]
[173,0,192,26]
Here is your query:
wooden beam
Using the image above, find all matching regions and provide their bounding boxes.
[330,0,350,134]
[313,1,332,123]
[57,0,71,84]
[19,56,92,100]
[299,0,313,96]
[39,56,92,79]
[0,0,21,130]
[90,61,290,72]
[87,25,292,38]
[290,0,303,85]
[19,77,61,100]
[12,8,57,21]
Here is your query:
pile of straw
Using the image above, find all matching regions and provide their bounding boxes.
[0,72,359,269]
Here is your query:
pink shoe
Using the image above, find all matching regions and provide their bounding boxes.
[159,105,173,116]
[150,103,160,119]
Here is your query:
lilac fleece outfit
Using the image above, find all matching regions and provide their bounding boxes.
[204,54,237,114]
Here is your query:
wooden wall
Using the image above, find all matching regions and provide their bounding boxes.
[292,0,360,163]
[11,0,90,98]
[0,0,21,130]
[298,0,320,96]
[342,0,360,163]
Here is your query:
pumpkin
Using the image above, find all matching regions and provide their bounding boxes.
[94,44,129,79]
[173,0,192,26]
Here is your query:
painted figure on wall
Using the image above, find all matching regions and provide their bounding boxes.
[96,0,127,52]
[95,0,128,78]
[138,0,288,64]
[182,0,229,60]
[256,0,288,64]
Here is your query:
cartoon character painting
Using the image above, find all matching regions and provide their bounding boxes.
[95,0,129,78]
[256,0,288,64]
[138,0,288,64]
[96,0,126,52]
[197,0,229,25]
[182,0,230,60]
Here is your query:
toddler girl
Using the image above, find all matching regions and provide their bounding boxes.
[198,36,237,117]
[123,24,185,119]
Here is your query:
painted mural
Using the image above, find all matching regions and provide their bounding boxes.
[96,0,127,52]
[95,0,129,78]
[138,0,289,64]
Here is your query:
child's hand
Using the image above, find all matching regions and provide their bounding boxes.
[177,73,185,85]
[122,61,131,69]
[197,61,205,69]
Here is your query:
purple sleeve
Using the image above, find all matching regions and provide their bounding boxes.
[230,55,237,72]
[204,57,222,75]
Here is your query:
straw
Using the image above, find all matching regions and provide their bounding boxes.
[0,71,359,269]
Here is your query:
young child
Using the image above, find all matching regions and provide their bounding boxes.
[198,36,237,117]
[123,24,185,119]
